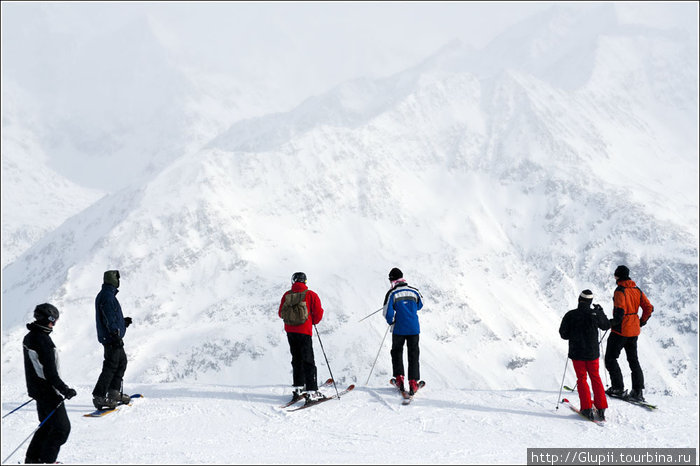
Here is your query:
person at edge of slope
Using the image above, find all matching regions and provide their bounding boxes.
[604,265,654,403]
[559,289,610,421]
[92,270,133,410]
[279,272,325,404]
[23,303,77,464]
[383,267,424,396]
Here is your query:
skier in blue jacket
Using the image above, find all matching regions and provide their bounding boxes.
[92,270,132,410]
[383,267,423,395]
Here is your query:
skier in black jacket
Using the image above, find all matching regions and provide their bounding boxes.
[23,303,77,464]
[559,290,610,421]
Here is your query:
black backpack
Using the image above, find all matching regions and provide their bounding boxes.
[280,290,309,326]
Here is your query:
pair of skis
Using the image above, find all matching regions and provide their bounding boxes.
[84,393,144,417]
[279,378,356,412]
[390,378,425,405]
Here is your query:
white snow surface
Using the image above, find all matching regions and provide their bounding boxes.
[1,381,698,464]
[1,3,698,465]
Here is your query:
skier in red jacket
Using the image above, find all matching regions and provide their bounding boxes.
[278,272,324,403]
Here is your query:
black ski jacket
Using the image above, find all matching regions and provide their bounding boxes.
[23,322,71,401]
[559,302,611,361]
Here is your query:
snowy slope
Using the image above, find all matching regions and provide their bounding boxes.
[1,381,698,464]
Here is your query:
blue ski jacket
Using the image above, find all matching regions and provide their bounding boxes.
[95,284,126,344]
[383,280,423,335]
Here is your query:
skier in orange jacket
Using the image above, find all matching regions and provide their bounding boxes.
[604,265,654,402]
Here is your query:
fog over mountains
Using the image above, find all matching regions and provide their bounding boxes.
[1,2,698,405]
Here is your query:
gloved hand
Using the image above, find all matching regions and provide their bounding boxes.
[640,319,647,327]
[124,317,132,327]
[63,388,77,400]
[109,331,123,347]
[593,304,602,311]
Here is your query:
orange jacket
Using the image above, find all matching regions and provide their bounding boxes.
[278,282,324,336]
[611,279,654,337]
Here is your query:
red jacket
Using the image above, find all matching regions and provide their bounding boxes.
[611,279,654,337]
[278,282,323,336]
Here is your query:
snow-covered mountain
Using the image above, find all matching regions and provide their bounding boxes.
[0,82,104,268]
[0,9,306,264]
[1,3,697,409]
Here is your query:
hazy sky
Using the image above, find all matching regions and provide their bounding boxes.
[2,2,552,94]
[3,2,697,101]
[1,2,696,190]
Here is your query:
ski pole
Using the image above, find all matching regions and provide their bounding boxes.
[600,329,609,386]
[1,399,34,419]
[313,323,339,399]
[2,399,64,464]
[358,307,383,323]
[556,356,569,410]
[365,324,391,386]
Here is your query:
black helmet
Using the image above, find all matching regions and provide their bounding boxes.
[291,272,307,285]
[388,267,403,281]
[34,303,59,324]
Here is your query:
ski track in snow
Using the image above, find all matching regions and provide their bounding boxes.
[1,382,697,464]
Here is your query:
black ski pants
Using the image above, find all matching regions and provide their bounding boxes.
[391,333,420,381]
[24,397,70,464]
[287,332,318,391]
[605,332,644,390]
[92,342,128,397]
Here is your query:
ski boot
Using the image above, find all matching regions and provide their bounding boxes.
[626,389,645,402]
[108,389,131,406]
[605,386,626,397]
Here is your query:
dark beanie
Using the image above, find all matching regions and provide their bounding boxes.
[614,265,630,280]
[104,270,120,288]
[579,289,594,302]
[388,267,403,281]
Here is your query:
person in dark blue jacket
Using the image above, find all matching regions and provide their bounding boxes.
[91,270,132,410]
[23,303,76,464]
[383,267,423,395]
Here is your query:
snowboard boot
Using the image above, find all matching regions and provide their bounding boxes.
[108,389,131,406]
[627,389,645,402]
[409,379,419,396]
[395,375,405,392]
[580,408,595,421]
[605,386,626,397]
[93,395,117,410]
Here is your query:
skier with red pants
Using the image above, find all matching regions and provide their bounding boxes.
[559,290,610,421]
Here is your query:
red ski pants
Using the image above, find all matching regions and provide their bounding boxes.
[572,359,608,410]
